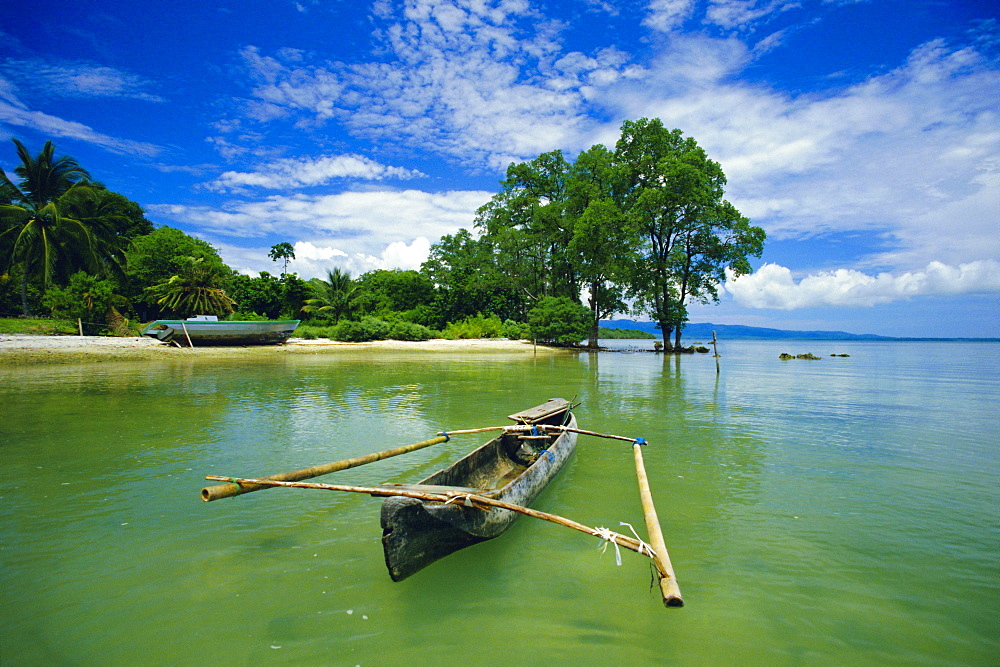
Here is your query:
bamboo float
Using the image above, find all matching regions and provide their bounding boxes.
[204,475,666,572]
[201,435,449,502]
[631,441,683,607]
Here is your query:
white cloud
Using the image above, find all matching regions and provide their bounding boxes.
[204,154,426,191]
[232,2,640,169]
[216,237,433,280]
[704,0,799,31]
[643,0,695,33]
[212,2,997,286]
[726,260,1000,309]
[1,59,164,102]
[148,188,491,279]
[0,100,161,156]
[350,236,433,273]
[0,75,24,108]
[607,34,1000,269]
[293,240,348,261]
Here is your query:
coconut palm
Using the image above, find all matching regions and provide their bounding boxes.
[146,256,236,318]
[301,267,360,321]
[0,139,120,315]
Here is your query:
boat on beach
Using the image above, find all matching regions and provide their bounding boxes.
[380,398,578,581]
[140,316,299,345]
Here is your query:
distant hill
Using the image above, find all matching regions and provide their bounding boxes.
[600,320,895,341]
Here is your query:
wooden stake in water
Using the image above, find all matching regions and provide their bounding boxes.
[632,439,684,607]
[712,330,720,374]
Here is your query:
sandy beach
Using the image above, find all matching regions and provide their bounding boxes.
[0,334,551,365]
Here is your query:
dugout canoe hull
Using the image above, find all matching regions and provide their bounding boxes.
[380,399,578,581]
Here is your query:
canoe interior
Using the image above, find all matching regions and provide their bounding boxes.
[380,399,577,581]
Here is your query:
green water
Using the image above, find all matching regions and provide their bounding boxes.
[2,341,997,665]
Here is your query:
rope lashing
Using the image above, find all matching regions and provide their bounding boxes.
[440,431,450,442]
[592,523,658,567]
[539,449,554,462]
[619,521,656,559]
[633,437,647,446]
[593,526,623,566]
[229,477,242,488]
[443,494,475,507]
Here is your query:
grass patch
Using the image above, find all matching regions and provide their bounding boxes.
[0,318,78,335]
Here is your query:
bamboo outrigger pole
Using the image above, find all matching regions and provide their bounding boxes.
[632,439,683,607]
[201,435,449,502]
[204,475,666,569]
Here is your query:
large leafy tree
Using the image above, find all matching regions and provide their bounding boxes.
[421,229,523,325]
[268,242,295,275]
[566,145,637,347]
[355,269,435,318]
[125,226,229,318]
[225,271,308,319]
[614,118,764,349]
[0,139,117,315]
[226,271,284,318]
[475,150,578,302]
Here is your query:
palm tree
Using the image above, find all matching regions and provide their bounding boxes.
[301,267,360,321]
[146,256,236,318]
[0,139,119,315]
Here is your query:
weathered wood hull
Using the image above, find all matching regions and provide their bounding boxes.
[381,403,578,581]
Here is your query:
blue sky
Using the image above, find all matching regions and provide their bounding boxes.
[2,0,998,337]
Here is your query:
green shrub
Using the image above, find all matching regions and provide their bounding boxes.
[42,272,123,328]
[502,319,530,340]
[227,311,271,321]
[527,297,591,346]
[331,317,392,342]
[443,313,504,339]
[0,317,77,335]
[294,324,326,339]
[388,321,435,341]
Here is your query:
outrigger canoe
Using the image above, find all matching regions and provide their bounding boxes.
[380,398,578,581]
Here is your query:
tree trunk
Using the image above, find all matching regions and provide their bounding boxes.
[20,272,30,317]
[659,324,673,351]
[674,326,683,350]
[587,279,599,348]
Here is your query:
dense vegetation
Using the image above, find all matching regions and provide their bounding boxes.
[0,121,764,346]
[597,327,656,339]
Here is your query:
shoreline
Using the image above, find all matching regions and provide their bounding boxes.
[0,334,554,365]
